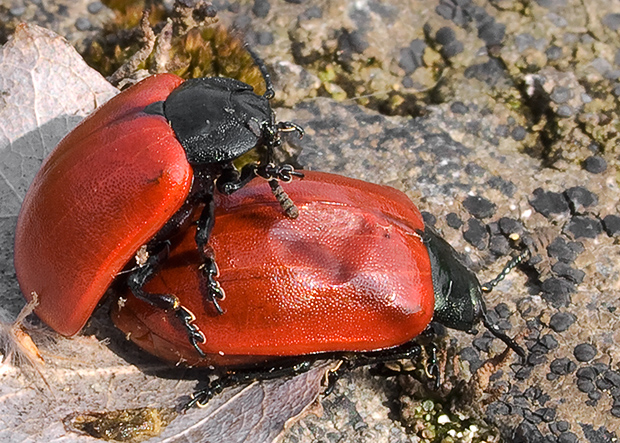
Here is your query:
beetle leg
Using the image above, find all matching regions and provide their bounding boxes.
[324,342,423,395]
[185,343,424,409]
[195,195,225,314]
[424,343,441,389]
[256,163,304,183]
[185,360,314,410]
[216,162,258,195]
[127,242,179,311]
[127,245,207,357]
[175,306,206,357]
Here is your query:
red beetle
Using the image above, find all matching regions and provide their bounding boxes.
[14,61,302,353]
[111,171,526,383]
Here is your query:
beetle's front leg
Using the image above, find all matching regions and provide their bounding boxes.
[127,243,206,357]
[195,194,225,315]
[217,162,303,219]
[216,163,258,195]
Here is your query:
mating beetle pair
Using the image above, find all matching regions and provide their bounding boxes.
[14,49,525,407]
[110,170,527,406]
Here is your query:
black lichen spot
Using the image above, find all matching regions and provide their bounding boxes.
[564,187,598,214]
[398,40,426,75]
[464,162,486,177]
[442,40,464,58]
[529,334,559,354]
[547,237,583,263]
[573,343,597,362]
[550,86,572,104]
[436,26,456,44]
[450,101,469,114]
[298,6,322,20]
[602,214,620,237]
[577,378,596,393]
[576,366,600,381]
[551,262,585,284]
[487,176,516,197]
[604,370,620,388]
[512,420,545,443]
[565,216,603,239]
[533,407,556,423]
[549,421,570,436]
[546,45,563,60]
[549,357,576,376]
[579,424,617,443]
[477,19,505,46]
[460,346,482,371]
[530,188,569,217]
[542,277,575,308]
[464,58,507,87]
[463,218,489,250]
[498,217,524,236]
[558,432,578,443]
[463,195,497,218]
[337,29,369,61]
[548,312,576,332]
[421,211,437,228]
[511,125,527,141]
[446,212,463,229]
[252,0,270,17]
[602,13,620,31]
[489,234,510,256]
[582,155,607,174]
[528,352,547,366]
[473,334,494,352]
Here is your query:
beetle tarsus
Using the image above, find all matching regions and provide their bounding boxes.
[425,344,441,389]
[185,387,216,410]
[201,257,225,315]
[175,306,207,358]
[257,163,304,183]
[276,121,304,139]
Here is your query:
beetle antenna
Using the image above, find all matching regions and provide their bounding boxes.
[478,248,530,360]
[269,180,299,219]
[480,310,526,359]
[481,249,531,293]
[245,45,275,100]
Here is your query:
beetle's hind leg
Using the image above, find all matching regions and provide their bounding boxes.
[185,360,314,409]
[127,243,207,357]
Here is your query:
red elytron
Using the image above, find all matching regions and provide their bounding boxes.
[14,74,190,336]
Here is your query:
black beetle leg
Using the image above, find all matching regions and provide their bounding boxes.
[216,162,258,195]
[256,163,304,183]
[195,194,225,314]
[185,360,314,410]
[175,306,206,357]
[127,241,177,310]
[324,341,423,396]
[127,243,206,357]
[424,343,441,389]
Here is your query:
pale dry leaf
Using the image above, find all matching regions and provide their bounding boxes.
[0,23,118,323]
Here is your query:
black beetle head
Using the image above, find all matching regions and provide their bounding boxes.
[422,228,526,358]
[163,77,274,165]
